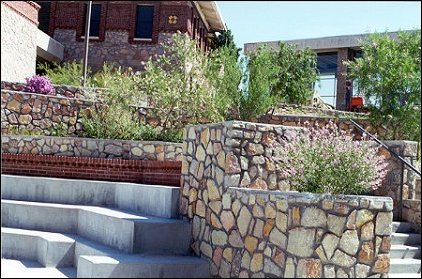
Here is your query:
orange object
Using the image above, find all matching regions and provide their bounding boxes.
[351,96,364,107]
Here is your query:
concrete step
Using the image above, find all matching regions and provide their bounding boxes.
[389,273,422,278]
[1,259,76,278]
[393,221,415,233]
[1,200,192,255]
[1,175,180,218]
[389,258,421,274]
[392,232,421,245]
[390,245,421,259]
[1,227,75,268]
[77,255,210,278]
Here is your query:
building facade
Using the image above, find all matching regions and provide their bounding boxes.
[35,1,225,71]
[244,32,402,111]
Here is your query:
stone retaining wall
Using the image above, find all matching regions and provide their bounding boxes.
[1,135,182,161]
[402,199,421,233]
[180,121,393,277]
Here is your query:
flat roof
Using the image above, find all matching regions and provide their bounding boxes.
[244,31,415,53]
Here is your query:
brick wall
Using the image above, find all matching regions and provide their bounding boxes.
[1,153,181,186]
[49,1,210,71]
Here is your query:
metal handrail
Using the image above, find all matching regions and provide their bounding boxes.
[349,119,421,177]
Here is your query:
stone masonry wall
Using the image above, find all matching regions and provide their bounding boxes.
[402,199,421,233]
[1,89,97,136]
[180,121,393,277]
[1,2,39,82]
[1,135,182,161]
[54,30,172,72]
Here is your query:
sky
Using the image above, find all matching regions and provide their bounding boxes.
[216,1,421,49]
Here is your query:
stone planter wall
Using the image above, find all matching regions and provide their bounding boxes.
[180,121,393,278]
[1,135,182,161]
[1,89,98,136]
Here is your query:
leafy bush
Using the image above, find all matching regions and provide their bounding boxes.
[346,30,421,141]
[24,75,54,95]
[38,61,88,87]
[275,121,388,195]
[139,32,224,131]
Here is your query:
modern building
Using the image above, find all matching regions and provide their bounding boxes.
[244,31,403,111]
[1,1,63,82]
[35,1,226,71]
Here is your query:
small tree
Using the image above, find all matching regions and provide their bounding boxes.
[346,30,421,141]
[273,42,319,105]
[139,32,223,131]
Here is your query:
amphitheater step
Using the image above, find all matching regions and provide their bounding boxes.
[389,258,421,274]
[1,200,192,255]
[1,175,180,218]
[392,221,415,233]
[1,227,75,268]
[77,255,210,278]
[392,232,421,245]
[1,259,76,278]
[390,245,421,259]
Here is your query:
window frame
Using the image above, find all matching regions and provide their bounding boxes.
[134,4,155,41]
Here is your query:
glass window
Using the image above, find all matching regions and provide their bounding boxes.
[315,74,337,108]
[37,2,51,34]
[135,5,154,39]
[317,52,338,75]
[83,3,102,37]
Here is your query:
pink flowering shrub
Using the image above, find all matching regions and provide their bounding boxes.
[275,121,388,195]
[24,75,54,95]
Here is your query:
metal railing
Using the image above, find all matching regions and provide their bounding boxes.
[350,119,421,220]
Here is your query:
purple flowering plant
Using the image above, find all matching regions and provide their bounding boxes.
[275,121,388,195]
[24,75,54,95]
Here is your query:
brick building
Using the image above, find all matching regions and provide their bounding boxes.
[244,32,404,111]
[35,1,225,71]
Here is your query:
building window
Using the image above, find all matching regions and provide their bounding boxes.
[82,3,102,37]
[135,5,154,39]
[314,52,339,108]
[37,1,51,34]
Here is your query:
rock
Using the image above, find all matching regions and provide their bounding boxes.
[331,250,356,267]
[284,257,295,278]
[196,200,206,217]
[322,233,340,259]
[211,213,223,229]
[297,259,322,278]
[336,268,349,278]
[356,209,374,228]
[200,129,209,147]
[212,230,228,246]
[361,222,374,241]
[375,212,393,236]
[324,265,336,278]
[355,264,371,278]
[241,251,251,269]
[263,219,275,237]
[229,230,244,248]
[253,219,264,238]
[238,206,252,236]
[18,115,32,125]
[245,236,258,254]
[263,258,282,276]
[223,248,233,262]
[372,254,390,273]
[221,211,235,232]
[327,214,346,236]
[269,228,287,248]
[196,145,206,161]
[291,207,301,226]
[275,212,288,232]
[301,207,327,228]
[207,180,220,201]
[225,152,241,174]
[265,204,276,218]
[358,242,374,264]
[339,230,359,255]
[286,228,315,257]
[250,178,268,190]
[200,242,213,258]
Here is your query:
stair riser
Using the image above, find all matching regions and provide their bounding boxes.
[1,202,78,233]
[1,175,180,218]
[1,231,74,267]
[390,249,421,259]
[392,234,421,245]
[389,263,421,274]
[393,222,415,233]
[2,201,191,255]
[77,257,210,278]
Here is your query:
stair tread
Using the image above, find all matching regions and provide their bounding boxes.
[1,199,186,224]
[1,259,77,278]
[391,244,421,250]
[390,258,422,264]
[389,273,422,278]
[1,227,75,243]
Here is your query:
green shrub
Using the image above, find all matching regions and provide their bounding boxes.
[38,60,89,87]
